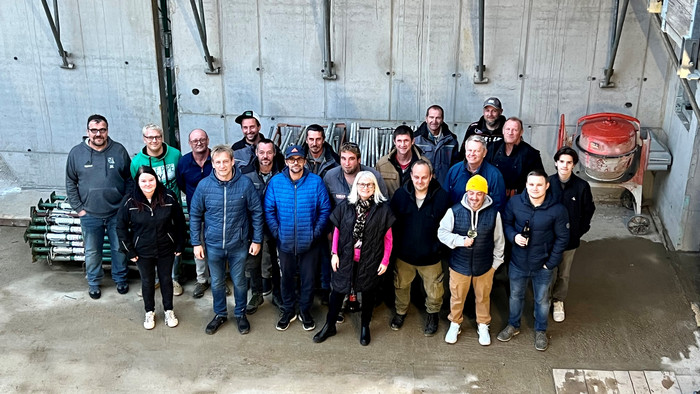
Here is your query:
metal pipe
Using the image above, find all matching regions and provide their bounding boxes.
[322,0,337,80]
[189,0,218,74]
[600,0,629,88]
[40,0,74,69]
[473,0,488,84]
[652,14,700,120]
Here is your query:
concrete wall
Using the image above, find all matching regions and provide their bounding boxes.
[0,0,163,188]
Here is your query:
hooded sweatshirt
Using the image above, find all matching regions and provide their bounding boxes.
[130,143,182,199]
[65,137,133,218]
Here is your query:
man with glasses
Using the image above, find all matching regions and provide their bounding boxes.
[66,114,133,299]
[264,145,331,331]
[232,110,263,167]
[131,123,184,295]
[176,129,213,298]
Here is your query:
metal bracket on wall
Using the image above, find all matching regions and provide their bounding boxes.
[189,0,220,74]
[40,0,74,69]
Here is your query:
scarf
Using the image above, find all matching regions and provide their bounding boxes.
[352,196,374,248]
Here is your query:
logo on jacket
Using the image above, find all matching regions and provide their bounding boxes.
[108,157,115,169]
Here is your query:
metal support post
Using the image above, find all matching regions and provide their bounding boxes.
[473,0,488,84]
[40,0,74,69]
[189,0,220,74]
[600,0,629,88]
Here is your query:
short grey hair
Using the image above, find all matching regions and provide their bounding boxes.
[142,123,163,137]
[465,135,487,150]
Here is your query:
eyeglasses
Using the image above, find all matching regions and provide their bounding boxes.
[88,128,107,135]
[357,182,375,189]
[190,138,207,145]
[144,135,163,141]
[286,157,305,164]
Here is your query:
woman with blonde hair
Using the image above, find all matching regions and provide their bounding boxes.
[313,171,395,345]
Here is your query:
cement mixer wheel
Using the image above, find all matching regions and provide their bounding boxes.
[620,190,635,210]
[627,215,650,235]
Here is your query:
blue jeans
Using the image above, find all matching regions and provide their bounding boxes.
[80,213,128,286]
[507,263,553,332]
[207,243,249,318]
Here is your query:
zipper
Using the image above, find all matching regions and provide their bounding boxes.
[294,183,298,255]
[222,184,227,249]
[167,233,174,244]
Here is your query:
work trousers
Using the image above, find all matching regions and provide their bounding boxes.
[447,267,495,325]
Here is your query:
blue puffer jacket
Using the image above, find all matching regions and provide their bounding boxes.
[189,168,264,250]
[445,160,507,211]
[264,168,331,254]
[504,190,569,271]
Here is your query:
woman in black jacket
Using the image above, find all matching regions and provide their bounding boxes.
[313,171,395,346]
[117,165,186,330]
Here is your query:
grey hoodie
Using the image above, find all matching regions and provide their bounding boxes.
[65,137,133,218]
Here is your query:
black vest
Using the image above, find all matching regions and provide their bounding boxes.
[449,203,497,277]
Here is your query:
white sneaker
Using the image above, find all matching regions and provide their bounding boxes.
[164,310,179,328]
[444,322,461,344]
[144,311,155,330]
[173,281,183,296]
[477,323,491,346]
[553,301,565,322]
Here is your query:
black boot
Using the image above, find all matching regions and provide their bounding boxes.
[313,322,337,343]
[424,313,438,337]
[360,325,371,346]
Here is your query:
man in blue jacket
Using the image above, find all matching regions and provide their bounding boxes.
[497,169,569,351]
[265,145,331,332]
[189,145,264,336]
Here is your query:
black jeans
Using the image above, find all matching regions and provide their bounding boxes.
[326,289,376,327]
[137,254,175,312]
[279,244,319,316]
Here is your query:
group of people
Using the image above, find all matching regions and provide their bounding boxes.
[65,99,595,351]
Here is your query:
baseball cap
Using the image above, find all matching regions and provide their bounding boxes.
[284,145,305,159]
[466,175,488,193]
[483,97,502,110]
[235,110,261,125]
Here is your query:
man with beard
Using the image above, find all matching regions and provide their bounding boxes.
[232,110,263,167]
[413,105,460,186]
[241,138,285,312]
[324,142,388,206]
[458,97,506,161]
[303,124,339,180]
[376,125,428,198]
[66,114,133,299]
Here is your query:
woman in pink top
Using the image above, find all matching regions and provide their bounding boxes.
[312,171,395,346]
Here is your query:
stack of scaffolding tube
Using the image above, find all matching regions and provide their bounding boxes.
[273,123,345,153]
[24,192,194,265]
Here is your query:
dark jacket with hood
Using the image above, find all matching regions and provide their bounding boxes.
[413,122,460,186]
[548,173,595,250]
[303,141,340,180]
[457,114,507,161]
[390,178,450,266]
[65,137,133,218]
[189,167,264,250]
[116,188,186,260]
[504,189,570,271]
[329,199,395,293]
[485,139,545,199]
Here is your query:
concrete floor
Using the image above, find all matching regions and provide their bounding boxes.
[1,189,699,393]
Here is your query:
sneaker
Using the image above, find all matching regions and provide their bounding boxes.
[164,310,179,328]
[88,285,101,300]
[137,282,159,297]
[225,284,232,296]
[143,311,155,330]
[173,281,183,296]
[424,313,438,336]
[445,322,461,344]
[336,312,345,324]
[300,312,315,331]
[276,312,297,331]
[236,315,250,335]
[496,325,520,342]
[192,282,209,298]
[553,301,565,322]
[205,315,227,335]
[247,293,264,315]
[477,323,491,346]
[262,278,272,296]
[535,331,549,351]
[390,313,406,330]
[116,282,129,295]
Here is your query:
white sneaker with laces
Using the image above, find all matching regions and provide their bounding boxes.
[173,281,183,296]
[477,323,491,346]
[444,322,461,344]
[144,311,155,330]
[553,301,565,322]
[164,310,179,328]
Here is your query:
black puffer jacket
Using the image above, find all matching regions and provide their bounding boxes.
[329,200,395,293]
[116,190,186,260]
[390,179,450,266]
[548,174,595,250]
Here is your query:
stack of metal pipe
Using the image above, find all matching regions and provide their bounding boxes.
[346,123,402,167]
[273,123,345,153]
[24,192,194,265]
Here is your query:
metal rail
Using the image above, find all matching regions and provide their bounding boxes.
[40,0,74,69]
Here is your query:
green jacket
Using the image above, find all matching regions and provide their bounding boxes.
[130,143,182,200]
